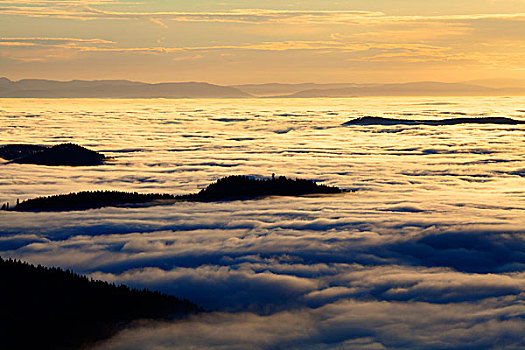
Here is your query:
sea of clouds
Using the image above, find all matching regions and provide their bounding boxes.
[0,97,524,349]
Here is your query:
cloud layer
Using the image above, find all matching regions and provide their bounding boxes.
[2,1,525,82]
[0,97,524,348]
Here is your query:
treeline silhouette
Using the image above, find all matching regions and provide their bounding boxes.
[0,143,106,166]
[0,256,200,349]
[14,190,176,211]
[182,175,341,201]
[9,175,342,212]
[0,144,48,160]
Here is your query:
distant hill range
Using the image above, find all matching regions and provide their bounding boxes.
[0,77,251,98]
[234,81,525,98]
[230,83,365,97]
[461,78,525,89]
[1,77,525,98]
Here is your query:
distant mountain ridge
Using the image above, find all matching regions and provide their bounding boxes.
[1,77,524,98]
[232,81,525,97]
[461,78,525,89]
[230,83,366,97]
[270,82,525,98]
[0,77,251,98]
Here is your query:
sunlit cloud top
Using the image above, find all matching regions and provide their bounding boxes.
[1,0,525,83]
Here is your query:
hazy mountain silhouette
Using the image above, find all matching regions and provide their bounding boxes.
[231,83,364,97]
[233,80,525,96]
[0,256,200,349]
[278,82,525,98]
[0,77,251,98]
[10,175,342,212]
[3,77,525,98]
[461,78,525,89]
[232,82,525,98]
[343,116,525,126]
[0,143,107,166]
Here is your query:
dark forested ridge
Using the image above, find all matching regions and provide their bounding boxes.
[0,144,48,160]
[0,143,107,166]
[8,175,343,212]
[0,256,200,349]
[14,190,177,211]
[182,175,342,201]
[343,116,525,126]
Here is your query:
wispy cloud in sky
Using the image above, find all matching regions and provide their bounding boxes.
[0,8,389,27]
[2,3,525,24]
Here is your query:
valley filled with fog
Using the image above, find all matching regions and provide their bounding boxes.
[1,97,524,349]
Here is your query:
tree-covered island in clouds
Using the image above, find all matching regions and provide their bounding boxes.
[0,143,107,166]
[343,116,525,126]
[0,256,200,349]
[8,175,342,212]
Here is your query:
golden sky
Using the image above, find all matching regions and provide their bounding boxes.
[1,0,525,84]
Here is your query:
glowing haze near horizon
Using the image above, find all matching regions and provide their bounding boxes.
[1,97,524,349]
[1,0,525,83]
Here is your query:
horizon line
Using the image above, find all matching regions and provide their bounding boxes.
[2,76,524,86]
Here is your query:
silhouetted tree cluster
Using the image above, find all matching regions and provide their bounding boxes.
[15,190,176,212]
[0,143,107,166]
[181,175,342,201]
[0,256,200,349]
[1,199,19,211]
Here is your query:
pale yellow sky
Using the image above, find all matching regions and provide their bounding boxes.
[1,0,524,84]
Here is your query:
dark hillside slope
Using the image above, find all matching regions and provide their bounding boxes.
[0,257,200,349]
